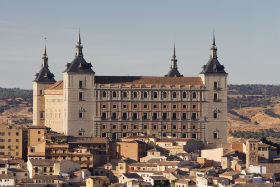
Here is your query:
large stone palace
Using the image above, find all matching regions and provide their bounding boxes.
[33,32,228,144]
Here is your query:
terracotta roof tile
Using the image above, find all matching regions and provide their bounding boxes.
[95,76,203,85]
[46,80,63,90]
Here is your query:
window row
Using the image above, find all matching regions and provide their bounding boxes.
[100,112,199,120]
[102,132,199,139]
[0,138,20,142]
[0,132,20,136]
[101,103,198,110]
[98,90,200,100]
[101,123,198,130]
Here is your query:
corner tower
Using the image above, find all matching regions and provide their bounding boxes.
[63,31,95,136]
[200,34,228,144]
[33,42,56,126]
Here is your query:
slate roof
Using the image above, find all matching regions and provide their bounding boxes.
[95,76,203,85]
[34,64,56,83]
[64,56,94,74]
[201,57,227,74]
[165,68,183,77]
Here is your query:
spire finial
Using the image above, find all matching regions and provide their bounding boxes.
[212,32,216,47]
[171,42,177,69]
[173,41,176,58]
[210,32,218,59]
[42,37,48,68]
[76,29,83,57]
[43,37,47,57]
[78,28,81,45]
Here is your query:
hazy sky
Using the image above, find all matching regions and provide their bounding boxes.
[0,1,280,89]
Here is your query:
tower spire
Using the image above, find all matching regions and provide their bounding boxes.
[42,37,48,68]
[76,29,83,57]
[171,42,177,69]
[210,32,217,59]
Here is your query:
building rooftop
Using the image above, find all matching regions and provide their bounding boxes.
[123,173,142,179]
[95,76,203,85]
[29,159,54,166]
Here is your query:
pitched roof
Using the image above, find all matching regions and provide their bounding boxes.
[46,80,63,90]
[165,68,183,77]
[64,56,94,74]
[95,76,203,85]
[33,64,56,83]
[29,159,54,166]
[201,58,226,74]
[123,173,142,179]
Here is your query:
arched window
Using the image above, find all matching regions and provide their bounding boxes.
[133,92,138,98]
[182,92,187,99]
[192,92,197,99]
[153,92,158,99]
[102,91,106,98]
[163,91,167,99]
[143,92,148,98]
[112,91,117,98]
[173,92,177,98]
[123,91,127,98]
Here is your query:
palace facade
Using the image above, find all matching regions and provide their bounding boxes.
[33,33,228,144]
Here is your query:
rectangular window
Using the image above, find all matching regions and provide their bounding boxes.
[123,104,127,109]
[112,112,117,120]
[182,125,186,129]
[192,113,197,120]
[79,80,83,88]
[214,112,218,119]
[214,132,218,139]
[143,112,148,120]
[153,104,157,109]
[172,125,177,129]
[192,105,196,109]
[214,93,218,102]
[0,132,4,136]
[214,81,218,89]
[122,112,127,120]
[144,104,148,109]
[153,113,158,120]
[183,105,187,109]
[133,104,137,109]
[162,112,167,120]
[102,104,106,109]
[143,125,147,129]
[172,113,177,120]
[39,89,43,95]
[101,112,107,120]
[133,113,138,120]
[192,133,197,139]
[162,125,167,130]
[79,112,83,119]
[163,105,167,109]
[122,125,127,129]
[173,105,177,109]
[182,113,187,120]
[113,104,117,109]
[40,112,44,119]
[79,92,83,101]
